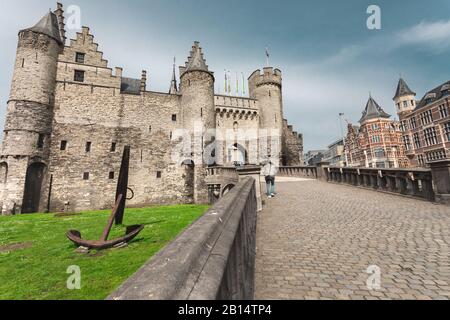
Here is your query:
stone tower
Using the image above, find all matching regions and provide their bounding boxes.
[248,67,283,164]
[394,78,417,118]
[179,42,215,203]
[0,10,63,214]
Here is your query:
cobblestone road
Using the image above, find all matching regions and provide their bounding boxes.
[255,180,450,300]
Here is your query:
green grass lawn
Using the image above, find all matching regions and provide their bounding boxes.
[0,204,208,300]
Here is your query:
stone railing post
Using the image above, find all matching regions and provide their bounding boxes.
[316,161,330,181]
[429,160,450,205]
[237,166,262,212]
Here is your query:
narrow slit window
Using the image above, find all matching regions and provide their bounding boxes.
[109,172,115,180]
[83,172,90,180]
[85,142,92,152]
[110,142,116,152]
[172,114,177,122]
[60,140,67,151]
[37,134,45,149]
[156,171,162,179]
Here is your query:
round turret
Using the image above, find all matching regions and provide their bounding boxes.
[179,42,215,203]
[393,78,416,118]
[248,67,283,163]
[0,11,63,214]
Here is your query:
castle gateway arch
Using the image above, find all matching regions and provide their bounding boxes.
[22,163,46,214]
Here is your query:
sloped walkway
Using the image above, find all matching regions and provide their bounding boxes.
[255,179,450,300]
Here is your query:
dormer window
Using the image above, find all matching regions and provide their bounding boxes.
[75,52,85,64]
[424,93,436,105]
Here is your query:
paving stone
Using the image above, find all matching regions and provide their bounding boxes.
[254,180,450,300]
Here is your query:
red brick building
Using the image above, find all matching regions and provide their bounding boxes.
[345,96,409,168]
[394,78,450,167]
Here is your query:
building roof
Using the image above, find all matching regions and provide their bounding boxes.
[22,11,63,45]
[120,77,141,94]
[359,96,391,123]
[393,78,415,100]
[415,80,450,110]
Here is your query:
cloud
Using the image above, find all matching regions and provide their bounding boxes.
[396,20,450,51]
[323,19,450,66]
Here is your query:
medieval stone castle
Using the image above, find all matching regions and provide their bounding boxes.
[0,3,303,214]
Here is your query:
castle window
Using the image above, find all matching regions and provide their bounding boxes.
[110,142,117,152]
[85,142,92,152]
[424,127,438,146]
[201,108,203,117]
[410,117,417,129]
[439,105,448,118]
[75,52,85,64]
[60,140,67,151]
[172,114,177,122]
[21,58,25,68]
[83,172,90,180]
[413,133,421,149]
[419,110,433,125]
[37,134,45,149]
[149,126,152,133]
[74,70,85,82]
[444,122,450,141]
[109,172,115,180]
[156,171,162,179]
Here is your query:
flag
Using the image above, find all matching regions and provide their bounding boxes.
[224,70,227,94]
[236,72,239,96]
[265,47,270,66]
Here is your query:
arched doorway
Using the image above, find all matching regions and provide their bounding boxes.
[22,163,46,214]
[181,160,195,201]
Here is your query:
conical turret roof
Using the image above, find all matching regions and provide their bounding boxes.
[22,11,63,44]
[184,41,209,73]
[359,96,391,123]
[393,78,416,100]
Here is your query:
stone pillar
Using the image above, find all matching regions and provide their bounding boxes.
[237,166,262,212]
[429,160,450,205]
[316,161,330,181]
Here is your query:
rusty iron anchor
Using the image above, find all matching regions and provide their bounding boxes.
[66,146,144,250]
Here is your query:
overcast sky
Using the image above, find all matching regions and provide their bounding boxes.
[0,0,449,151]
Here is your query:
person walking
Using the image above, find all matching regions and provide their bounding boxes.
[262,156,278,198]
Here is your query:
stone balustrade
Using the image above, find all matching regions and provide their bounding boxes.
[278,166,318,179]
[325,167,435,201]
[108,177,258,300]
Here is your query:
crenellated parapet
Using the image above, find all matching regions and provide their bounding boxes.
[248,67,282,91]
